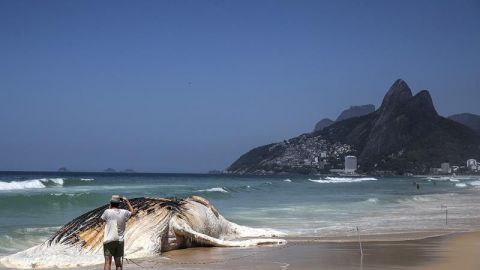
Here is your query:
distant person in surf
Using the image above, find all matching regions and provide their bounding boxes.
[101,195,136,270]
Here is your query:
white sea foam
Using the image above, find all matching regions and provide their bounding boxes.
[455,183,467,188]
[326,177,377,181]
[426,176,450,181]
[231,223,287,238]
[0,226,60,257]
[197,187,228,193]
[284,179,292,182]
[0,243,105,268]
[426,176,460,182]
[50,193,86,197]
[469,181,480,186]
[308,177,377,184]
[0,178,64,191]
[397,195,432,204]
[46,178,64,185]
[412,195,431,202]
[21,227,61,234]
[80,178,94,181]
[0,180,46,190]
[366,197,379,203]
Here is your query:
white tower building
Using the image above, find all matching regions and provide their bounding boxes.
[441,162,450,174]
[467,159,477,171]
[344,156,357,174]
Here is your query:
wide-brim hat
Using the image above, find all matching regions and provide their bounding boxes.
[111,195,121,203]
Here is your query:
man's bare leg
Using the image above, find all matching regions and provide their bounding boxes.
[114,256,123,270]
[104,256,112,270]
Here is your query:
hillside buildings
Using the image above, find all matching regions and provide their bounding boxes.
[430,159,480,175]
[430,162,451,175]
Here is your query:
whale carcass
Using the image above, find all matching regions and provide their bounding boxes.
[0,196,286,268]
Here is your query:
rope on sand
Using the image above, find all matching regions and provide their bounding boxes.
[125,257,150,269]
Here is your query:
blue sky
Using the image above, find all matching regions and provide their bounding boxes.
[1,0,479,172]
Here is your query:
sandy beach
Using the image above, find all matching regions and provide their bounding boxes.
[42,230,475,270]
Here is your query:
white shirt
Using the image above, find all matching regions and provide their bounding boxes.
[101,208,131,242]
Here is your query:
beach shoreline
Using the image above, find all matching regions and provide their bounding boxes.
[2,173,480,269]
[121,231,479,270]
[3,230,476,270]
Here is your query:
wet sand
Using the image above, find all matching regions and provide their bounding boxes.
[117,231,479,269]
[418,231,480,270]
[9,231,480,270]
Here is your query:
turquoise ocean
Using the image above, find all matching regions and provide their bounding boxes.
[1,172,480,261]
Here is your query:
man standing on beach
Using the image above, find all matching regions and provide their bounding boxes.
[101,195,136,270]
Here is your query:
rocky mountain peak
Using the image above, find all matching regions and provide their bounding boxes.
[406,90,438,117]
[313,104,375,132]
[228,79,480,175]
[363,84,439,162]
[336,104,375,122]
[380,79,413,112]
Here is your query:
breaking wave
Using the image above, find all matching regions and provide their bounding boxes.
[426,176,451,181]
[397,195,432,204]
[196,187,229,193]
[0,178,64,191]
[0,226,60,255]
[426,176,463,182]
[308,177,377,184]
[469,181,480,186]
[50,192,89,197]
[284,179,292,182]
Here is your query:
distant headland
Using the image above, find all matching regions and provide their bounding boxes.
[226,79,480,175]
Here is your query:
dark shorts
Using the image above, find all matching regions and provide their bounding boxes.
[103,241,124,257]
